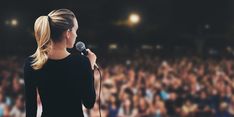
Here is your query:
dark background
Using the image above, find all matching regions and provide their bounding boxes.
[0,1,234,117]
[0,0,234,57]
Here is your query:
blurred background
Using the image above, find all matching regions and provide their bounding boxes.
[0,0,234,117]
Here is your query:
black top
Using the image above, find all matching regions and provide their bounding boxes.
[23,53,96,117]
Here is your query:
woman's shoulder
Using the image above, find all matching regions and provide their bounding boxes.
[70,53,92,70]
[23,55,34,71]
[70,52,89,63]
[24,55,33,62]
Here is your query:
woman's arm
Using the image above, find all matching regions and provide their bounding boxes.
[82,57,96,109]
[24,58,37,117]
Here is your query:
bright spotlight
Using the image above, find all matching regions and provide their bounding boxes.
[11,19,18,26]
[129,13,140,24]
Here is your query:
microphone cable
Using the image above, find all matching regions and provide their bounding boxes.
[95,66,102,117]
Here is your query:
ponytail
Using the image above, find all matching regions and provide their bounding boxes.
[31,9,75,70]
[31,16,52,70]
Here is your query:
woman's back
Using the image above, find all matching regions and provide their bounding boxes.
[24,53,96,117]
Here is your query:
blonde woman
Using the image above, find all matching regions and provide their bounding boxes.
[24,9,96,117]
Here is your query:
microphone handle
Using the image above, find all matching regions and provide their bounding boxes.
[81,49,99,69]
[82,50,88,56]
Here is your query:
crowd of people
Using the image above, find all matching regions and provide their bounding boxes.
[0,53,234,117]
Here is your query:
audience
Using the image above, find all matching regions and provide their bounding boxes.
[0,53,233,117]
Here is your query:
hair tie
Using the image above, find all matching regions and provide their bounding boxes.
[47,16,51,21]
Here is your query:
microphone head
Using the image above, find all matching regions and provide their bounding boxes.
[76,41,86,52]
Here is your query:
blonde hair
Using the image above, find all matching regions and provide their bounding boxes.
[31,9,75,70]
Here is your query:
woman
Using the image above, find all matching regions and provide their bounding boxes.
[24,9,96,117]
[118,97,138,117]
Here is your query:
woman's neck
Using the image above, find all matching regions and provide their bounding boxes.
[48,42,70,59]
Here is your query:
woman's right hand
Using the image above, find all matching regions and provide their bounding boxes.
[86,49,97,70]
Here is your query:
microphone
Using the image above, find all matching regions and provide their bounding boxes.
[76,41,99,69]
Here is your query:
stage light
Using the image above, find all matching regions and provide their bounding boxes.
[128,13,140,24]
[141,45,153,50]
[156,45,162,49]
[11,19,18,27]
[227,46,232,52]
[204,24,210,29]
[114,13,141,27]
[109,44,118,50]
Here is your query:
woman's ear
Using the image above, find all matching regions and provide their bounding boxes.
[65,29,71,39]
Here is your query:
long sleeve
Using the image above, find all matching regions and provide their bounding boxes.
[81,57,96,109]
[23,59,37,117]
